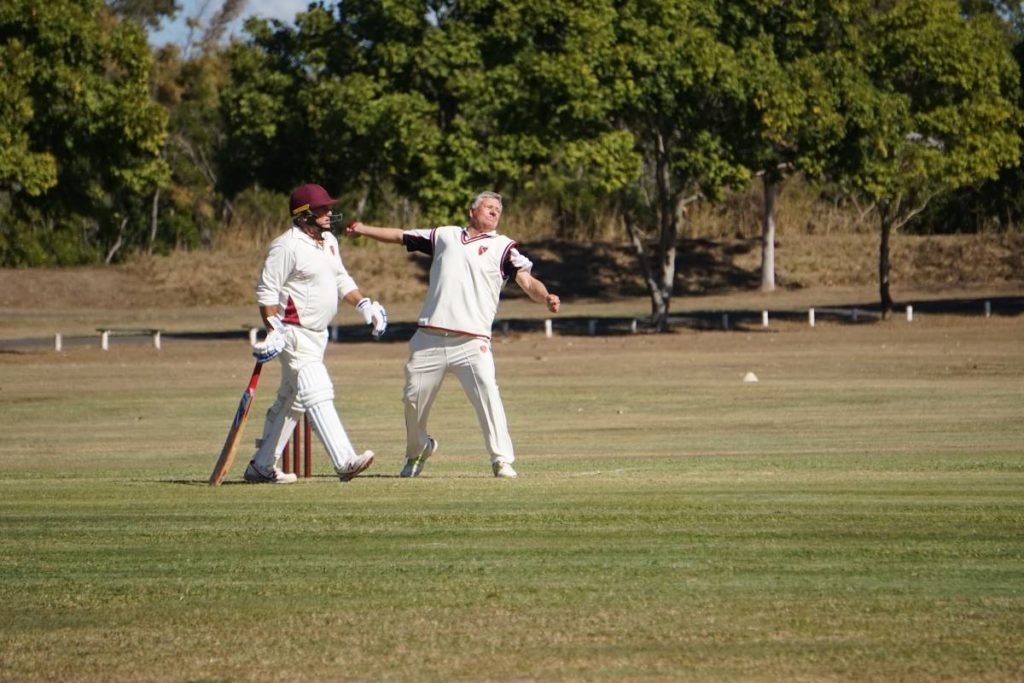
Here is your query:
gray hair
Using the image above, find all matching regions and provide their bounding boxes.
[469,191,502,211]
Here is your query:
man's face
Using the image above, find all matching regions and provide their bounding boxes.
[312,206,334,231]
[470,198,502,232]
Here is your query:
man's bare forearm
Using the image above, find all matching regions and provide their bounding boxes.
[346,222,404,244]
[517,271,561,313]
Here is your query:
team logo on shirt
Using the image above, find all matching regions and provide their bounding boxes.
[478,246,488,256]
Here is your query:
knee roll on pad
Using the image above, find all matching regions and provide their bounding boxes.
[297,363,335,409]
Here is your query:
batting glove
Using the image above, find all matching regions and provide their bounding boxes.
[252,315,287,362]
[356,298,388,339]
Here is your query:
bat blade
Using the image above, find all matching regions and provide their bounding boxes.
[209,362,264,486]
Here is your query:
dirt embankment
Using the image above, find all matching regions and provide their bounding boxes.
[1,232,1021,310]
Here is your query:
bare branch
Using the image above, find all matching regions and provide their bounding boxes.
[201,0,248,50]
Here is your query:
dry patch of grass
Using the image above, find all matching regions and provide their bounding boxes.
[1,233,1020,314]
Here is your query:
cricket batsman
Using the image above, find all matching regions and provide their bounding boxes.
[244,183,387,484]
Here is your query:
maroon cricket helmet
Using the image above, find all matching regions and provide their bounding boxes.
[289,184,337,216]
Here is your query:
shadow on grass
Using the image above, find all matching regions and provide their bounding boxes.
[164,473,498,486]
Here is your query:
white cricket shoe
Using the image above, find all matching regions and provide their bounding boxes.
[492,461,518,479]
[244,460,298,484]
[336,450,374,482]
[400,437,438,478]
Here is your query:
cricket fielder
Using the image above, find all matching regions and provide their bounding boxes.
[347,191,560,478]
[245,183,387,484]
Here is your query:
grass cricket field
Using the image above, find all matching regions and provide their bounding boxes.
[1,310,1022,682]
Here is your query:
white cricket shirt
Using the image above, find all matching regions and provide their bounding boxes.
[256,226,358,332]
[403,226,533,339]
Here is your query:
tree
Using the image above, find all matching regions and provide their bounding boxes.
[0,35,58,198]
[220,0,632,226]
[107,0,179,29]
[612,0,750,329]
[417,0,638,232]
[218,2,422,216]
[831,0,1021,316]
[0,0,169,266]
[717,1,850,292]
[149,0,246,252]
[915,0,1024,233]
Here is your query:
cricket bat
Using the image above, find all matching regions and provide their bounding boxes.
[209,361,264,486]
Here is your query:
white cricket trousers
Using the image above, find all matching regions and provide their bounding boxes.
[404,329,515,465]
[251,326,360,472]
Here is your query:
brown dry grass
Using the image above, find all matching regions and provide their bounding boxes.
[1,232,1020,312]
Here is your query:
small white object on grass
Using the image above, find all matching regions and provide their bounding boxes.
[743,371,759,383]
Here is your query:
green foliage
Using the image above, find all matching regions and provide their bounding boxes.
[219,5,390,210]
[717,1,850,182]
[6,0,1024,268]
[0,39,58,196]
[615,0,751,201]
[824,0,1023,311]
[912,3,1024,233]
[220,1,641,223]
[151,35,236,251]
[213,0,1021,250]
[0,0,169,266]
[228,186,291,242]
[0,205,102,267]
[106,0,178,29]
[836,0,1021,206]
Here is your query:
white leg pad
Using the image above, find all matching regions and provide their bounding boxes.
[306,400,357,471]
[297,363,363,471]
[252,398,301,471]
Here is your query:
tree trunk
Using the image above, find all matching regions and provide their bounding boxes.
[760,176,777,292]
[147,187,160,255]
[653,233,677,331]
[624,211,666,319]
[105,217,129,265]
[651,131,677,331]
[878,205,894,318]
